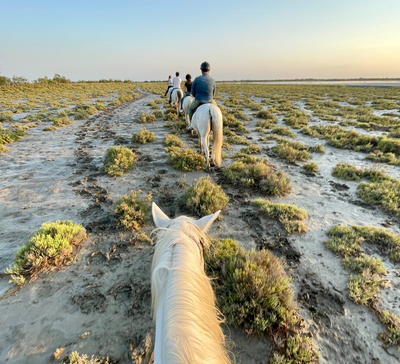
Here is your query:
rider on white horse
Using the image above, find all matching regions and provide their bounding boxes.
[179,74,193,112]
[169,71,182,103]
[187,61,217,131]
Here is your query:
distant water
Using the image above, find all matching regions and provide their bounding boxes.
[220,81,400,87]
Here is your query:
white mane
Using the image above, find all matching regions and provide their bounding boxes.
[151,216,231,364]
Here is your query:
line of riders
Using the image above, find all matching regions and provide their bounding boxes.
[164,61,217,131]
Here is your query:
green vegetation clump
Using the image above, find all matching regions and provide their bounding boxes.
[132,128,155,144]
[377,136,400,155]
[64,351,112,364]
[332,163,389,182]
[284,110,310,129]
[255,109,278,122]
[0,144,9,153]
[270,335,318,364]
[180,176,229,217]
[147,101,159,109]
[303,162,318,173]
[224,154,292,196]
[366,151,400,165]
[226,132,250,145]
[378,310,400,348]
[254,199,308,234]
[164,133,184,148]
[205,238,297,334]
[74,104,98,120]
[272,127,296,138]
[0,124,28,144]
[301,125,377,152]
[114,191,151,231]
[166,120,186,134]
[167,147,205,171]
[240,143,261,154]
[357,178,400,218]
[0,111,13,122]
[138,113,156,123]
[273,144,310,163]
[6,221,86,285]
[53,116,72,127]
[324,224,400,347]
[325,225,400,262]
[103,146,137,177]
[153,110,163,119]
[44,125,58,131]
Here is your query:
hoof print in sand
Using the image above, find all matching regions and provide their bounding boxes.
[72,291,108,314]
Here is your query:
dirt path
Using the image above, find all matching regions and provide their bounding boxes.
[0,93,399,363]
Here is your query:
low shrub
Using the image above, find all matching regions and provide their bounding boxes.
[167,147,205,171]
[377,136,400,155]
[378,310,400,348]
[357,178,400,218]
[240,143,261,154]
[138,113,156,123]
[163,112,178,121]
[166,120,186,134]
[44,125,58,131]
[164,133,183,148]
[114,190,151,231]
[6,221,86,285]
[63,351,112,364]
[0,111,13,122]
[273,144,310,163]
[303,162,318,173]
[154,110,163,119]
[284,110,310,129]
[147,101,159,109]
[366,151,400,165]
[272,127,296,138]
[254,199,308,234]
[332,163,389,182]
[0,125,28,144]
[103,146,137,177]
[53,116,72,127]
[132,128,155,144]
[224,154,292,196]
[255,109,277,122]
[180,176,229,217]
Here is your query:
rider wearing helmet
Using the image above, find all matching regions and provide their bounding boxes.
[187,61,217,130]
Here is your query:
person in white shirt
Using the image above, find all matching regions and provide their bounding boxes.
[170,72,182,102]
[164,75,173,96]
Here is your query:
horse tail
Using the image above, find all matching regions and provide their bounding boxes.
[210,105,223,168]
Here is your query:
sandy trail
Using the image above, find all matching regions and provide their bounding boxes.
[0,92,399,363]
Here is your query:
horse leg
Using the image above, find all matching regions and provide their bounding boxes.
[202,135,209,170]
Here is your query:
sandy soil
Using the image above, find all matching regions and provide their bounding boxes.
[0,92,399,363]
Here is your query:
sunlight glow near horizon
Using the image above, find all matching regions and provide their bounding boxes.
[1,0,399,81]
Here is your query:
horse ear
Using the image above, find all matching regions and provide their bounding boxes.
[193,210,220,232]
[152,203,170,228]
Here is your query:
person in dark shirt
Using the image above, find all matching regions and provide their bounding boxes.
[179,74,193,112]
[187,62,217,130]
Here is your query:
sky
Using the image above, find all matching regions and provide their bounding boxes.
[1,0,400,81]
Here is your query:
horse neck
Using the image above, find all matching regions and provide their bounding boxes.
[151,222,231,364]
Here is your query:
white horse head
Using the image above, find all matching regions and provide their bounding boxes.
[151,203,231,364]
[191,104,223,170]
[170,89,183,114]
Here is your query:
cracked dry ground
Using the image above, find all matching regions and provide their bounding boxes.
[0,92,399,364]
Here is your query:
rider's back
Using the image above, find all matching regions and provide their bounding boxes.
[192,73,216,103]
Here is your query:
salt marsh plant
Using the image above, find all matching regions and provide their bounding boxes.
[0,111,13,122]
[366,151,400,165]
[167,147,205,171]
[284,110,310,129]
[224,154,292,196]
[132,128,155,144]
[164,133,184,148]
[273,144,311,163]
[255,109,277,122]
[332,163,389,182]
[180,176,229,217]
[303,162,318,173]
[254,199,308,234]
[64,351,112,364]
[153,110,163,119]
[205,239,319,363]
[114,190,151,231]
[138,113,156,123]
[147,101,159,109]
[103,146,137,177]
[325,224,400,347]
[272,127,296,138]
[6,221,86,285]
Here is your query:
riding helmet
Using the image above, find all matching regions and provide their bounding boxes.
[200,61,210,71]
